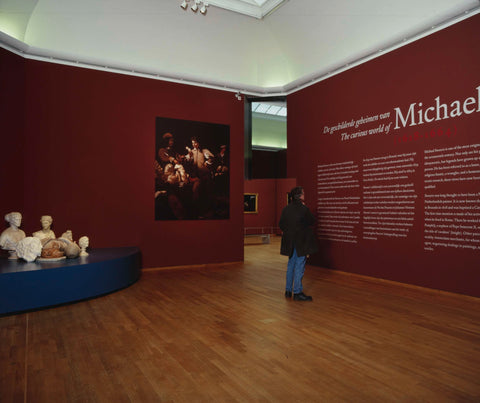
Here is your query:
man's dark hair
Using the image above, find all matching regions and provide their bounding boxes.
[289,186,304,203]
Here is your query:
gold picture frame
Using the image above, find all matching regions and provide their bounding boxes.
[244,193,258,214]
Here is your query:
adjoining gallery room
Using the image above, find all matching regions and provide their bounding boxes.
[1,1,480,401]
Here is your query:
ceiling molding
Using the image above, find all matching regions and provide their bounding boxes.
[0,30,286,97]
[0,6,478,98]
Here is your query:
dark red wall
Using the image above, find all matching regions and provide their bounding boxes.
[244,179,276,231]
[244,178,296,232]
[251,149,287,178]
[2,15,479,296]
[0,48,244,268]
[0,49,25,212]
[287,15,480,297]
[274,178,297,229]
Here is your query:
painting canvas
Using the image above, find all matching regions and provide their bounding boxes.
[155,117,230,220]
[244,193,258,214]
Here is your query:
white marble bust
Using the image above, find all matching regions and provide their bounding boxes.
[0,212,26,259]
[79,236,89,256]
[32,215,56,243]
[16,237,43,262]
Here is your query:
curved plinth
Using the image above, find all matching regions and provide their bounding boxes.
[0,247,141,315]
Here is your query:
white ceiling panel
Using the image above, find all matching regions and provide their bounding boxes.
[0,0,478,95]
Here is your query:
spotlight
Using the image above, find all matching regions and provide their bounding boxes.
[191,0,200,12]
[235,92,242,101]
[180,0,208,15]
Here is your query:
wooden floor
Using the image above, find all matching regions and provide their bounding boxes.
[1,237,480,402]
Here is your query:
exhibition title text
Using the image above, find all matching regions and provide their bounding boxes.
[323,85,480,141]
[394,85,480,129]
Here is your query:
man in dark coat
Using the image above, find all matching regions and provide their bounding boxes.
[279,186,318,301]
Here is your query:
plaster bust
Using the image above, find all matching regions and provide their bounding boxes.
[59,230,80,258]
[0,212,26,259]
[79,236,89,256]
[39,230,81,260]
[60,230,73,242]
[63,240,81,259]
[16,237,43,262]
[32,215,56,244]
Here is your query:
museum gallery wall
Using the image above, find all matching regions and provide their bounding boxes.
[244,178,296,233]
[1,14,479,296]
[0,48,244,268]
[287,14,480,297]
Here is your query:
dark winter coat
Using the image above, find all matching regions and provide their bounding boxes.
[279,200,318,257]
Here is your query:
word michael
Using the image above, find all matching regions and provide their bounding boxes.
[394,85,480,130]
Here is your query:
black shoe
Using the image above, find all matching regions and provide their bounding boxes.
[293,292,312,301]
[285,291,292,298]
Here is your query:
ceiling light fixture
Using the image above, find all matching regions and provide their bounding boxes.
[180,0,209,15]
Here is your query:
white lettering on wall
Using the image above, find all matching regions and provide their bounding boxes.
[394,85,480,130]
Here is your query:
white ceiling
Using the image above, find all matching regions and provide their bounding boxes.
[0,0,479,95]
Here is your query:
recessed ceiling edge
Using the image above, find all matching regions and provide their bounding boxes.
[0,7,478,98]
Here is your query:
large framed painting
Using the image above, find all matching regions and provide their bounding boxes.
[155,117,230,220]
[243,193,258,214]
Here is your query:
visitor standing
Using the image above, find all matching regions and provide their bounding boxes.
[279,186,318,301]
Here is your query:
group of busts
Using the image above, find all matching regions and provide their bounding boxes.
[0,212,90,263]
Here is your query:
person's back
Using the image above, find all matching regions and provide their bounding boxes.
[279,199,316,257]
[279,187,317,301]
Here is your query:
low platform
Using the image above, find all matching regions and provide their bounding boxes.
[0,247,141,315]
[244,234,271,244]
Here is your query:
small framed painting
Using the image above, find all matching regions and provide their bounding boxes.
[244,193,258,214]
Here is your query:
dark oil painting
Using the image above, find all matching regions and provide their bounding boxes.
[155,117,230,220]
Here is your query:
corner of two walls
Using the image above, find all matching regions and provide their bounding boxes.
[2,13,479,296]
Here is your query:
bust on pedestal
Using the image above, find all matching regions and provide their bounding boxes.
[32,215,56,244]
[0,212,26,259]
[79,236,89,256]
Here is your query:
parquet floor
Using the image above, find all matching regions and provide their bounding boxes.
[1,237,480,402]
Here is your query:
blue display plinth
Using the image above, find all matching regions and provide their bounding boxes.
[0,247,141,315]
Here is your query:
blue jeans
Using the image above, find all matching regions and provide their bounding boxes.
[286,247,306,294]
